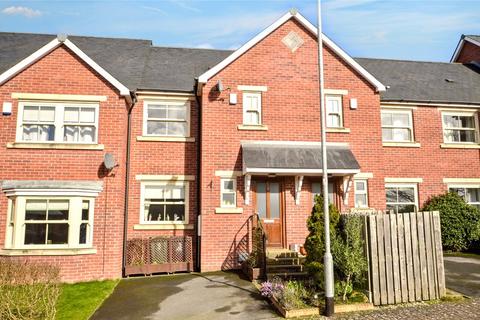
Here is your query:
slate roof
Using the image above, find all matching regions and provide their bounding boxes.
[355,58,480,104]
[0,32,230,92]
[241,142,360,171]
[465,35,480,43]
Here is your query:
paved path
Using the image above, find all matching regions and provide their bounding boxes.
[332,299,480,319]
[444,255,480,297]
[91,271,278,320]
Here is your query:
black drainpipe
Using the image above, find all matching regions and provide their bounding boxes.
[122,91,137,277]
[194,82,202,272]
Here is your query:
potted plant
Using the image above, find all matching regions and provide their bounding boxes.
[242,252,262,281]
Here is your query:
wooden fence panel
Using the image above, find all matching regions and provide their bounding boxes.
[366,211,446,306]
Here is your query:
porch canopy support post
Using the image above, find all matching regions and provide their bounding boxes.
[342,175,354,205]
[244,174,251,205]
[294,175,304,205]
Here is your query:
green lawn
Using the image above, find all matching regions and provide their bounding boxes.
[56,280,119,320]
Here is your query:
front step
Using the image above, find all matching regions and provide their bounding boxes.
[265,248,307,280]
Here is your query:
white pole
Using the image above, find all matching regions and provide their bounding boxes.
[316,0,334,316]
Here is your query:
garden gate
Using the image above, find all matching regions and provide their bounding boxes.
[365,211,445,306]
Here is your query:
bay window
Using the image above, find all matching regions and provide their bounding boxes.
[442,111,479,143]
[17,102,99,144]
[5,197,94,249]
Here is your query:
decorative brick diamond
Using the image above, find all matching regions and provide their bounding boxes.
[282,31,304,53]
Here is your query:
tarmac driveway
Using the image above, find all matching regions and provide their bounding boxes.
[91,271,279,320]
[444,255,480,297]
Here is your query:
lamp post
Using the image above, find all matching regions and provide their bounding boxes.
[316,0,334,316]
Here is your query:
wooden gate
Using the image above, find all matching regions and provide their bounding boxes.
[366,211,445,305]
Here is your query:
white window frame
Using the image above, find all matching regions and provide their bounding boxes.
[448,184,480,209]
[16,101,99,144]
[325,95,343,128]
[354,180,369,208]
[441,111,479,144]
[5,196,95,250]
[385,183,418,213]
[220,178,237,208]
[312,181,334,205]
[242,92,262,126]
[381,109,414,142]
[143,100,191,137]
[139,181,189,225]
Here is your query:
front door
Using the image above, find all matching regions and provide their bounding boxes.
[255,180,284,247]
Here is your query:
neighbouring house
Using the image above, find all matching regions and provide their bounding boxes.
[451,35,480,63]
[0,10,479,281]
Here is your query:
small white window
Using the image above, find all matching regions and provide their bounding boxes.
[141,181,189,224]
[6,197,95,249]
[17,102,99,144]
[243,92,262,125]
[144,100,190,137]
[449,186,480,210]
[220,178,237,208]
[385,183,418,213]
[326,95,343,128]
[312,182,334,204]
[381,109,414,142]
[442,111,479,143]
[354,180,368,208]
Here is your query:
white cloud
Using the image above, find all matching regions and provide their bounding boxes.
[168,0,201,13]
[194,43,214,49]
[1,6,42,18]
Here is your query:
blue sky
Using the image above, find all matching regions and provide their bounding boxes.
[0,0,478,62]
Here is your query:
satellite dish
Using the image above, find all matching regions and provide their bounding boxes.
[104,153,116,170]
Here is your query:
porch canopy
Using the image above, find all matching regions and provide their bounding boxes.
[241,141,360,176]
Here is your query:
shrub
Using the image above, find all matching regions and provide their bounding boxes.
[280,281,309,310]
[332,215,368,301]
[0,260,60,320]
[304,194,340,288]
[422,192,480,252]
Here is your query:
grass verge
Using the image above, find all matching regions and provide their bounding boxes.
[56,279,119,320]
[444,252,480,260]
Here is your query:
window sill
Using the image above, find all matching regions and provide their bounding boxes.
[237,125,268,131]
[440,143,480,149]
[6,142,104,150]
[136,136,195,142]
[326,128,351,133]
[215,207,243,214]
[0,248,97,256]
[383,142,421,148]
[133,224,194,230]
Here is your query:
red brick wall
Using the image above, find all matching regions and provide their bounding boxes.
[0,45,128,282]
[199,19,385,271]
[126,96,198,257]
[455,41,480,63]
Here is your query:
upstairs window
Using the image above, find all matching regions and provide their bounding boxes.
[442,111,479,143]
[17,102,98,144]
[326,95,343,128]
[381,109,414,142]
[242,92,262,125]
[144,100,190,137]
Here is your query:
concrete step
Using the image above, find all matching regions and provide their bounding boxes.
[266,264,305,273]
[267,271,309,281]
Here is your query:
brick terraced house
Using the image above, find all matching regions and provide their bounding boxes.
[1,11,480,281]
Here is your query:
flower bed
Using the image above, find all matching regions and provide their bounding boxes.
[256,278,374,318]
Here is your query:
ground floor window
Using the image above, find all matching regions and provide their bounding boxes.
[312,181,334,205]
[220,178,237,208]
[449,187,480,210]
[141,181,189,224]
[385,183,418,213]
[354,180,369,208]
[6,196,94,249]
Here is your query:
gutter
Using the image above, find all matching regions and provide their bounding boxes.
[194,81,202,272]
[122,90,137,277]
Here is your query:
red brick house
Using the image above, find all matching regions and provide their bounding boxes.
[451,35,480,63]
[0,11,479,281]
